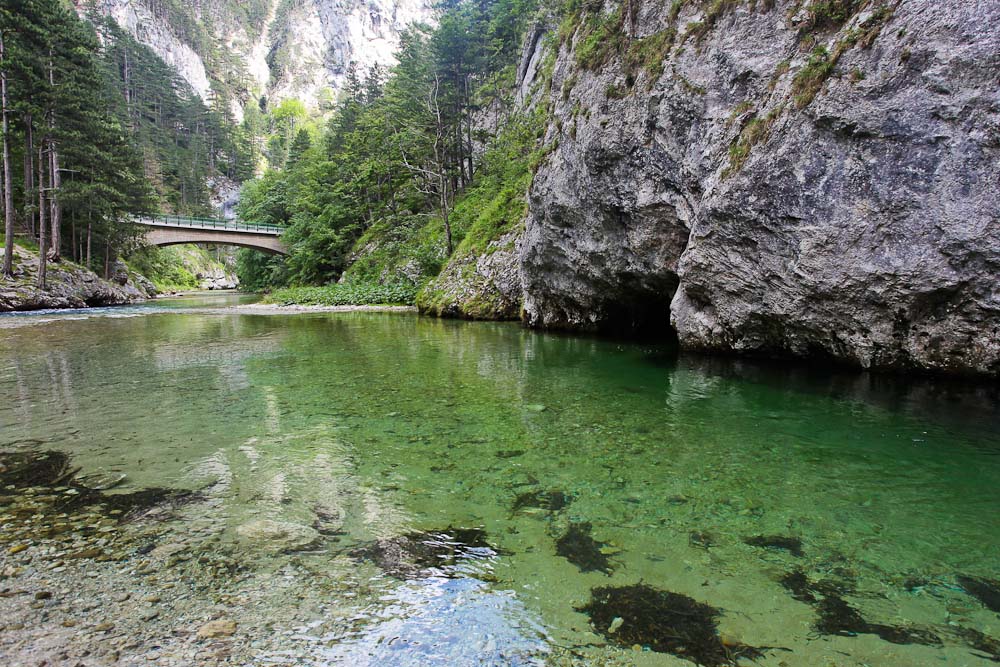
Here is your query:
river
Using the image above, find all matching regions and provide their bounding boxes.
[1,292,999,666]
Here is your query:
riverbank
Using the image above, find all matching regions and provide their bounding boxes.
[0,244,156,312]
[261,283,418,307]
[235,302,416,314]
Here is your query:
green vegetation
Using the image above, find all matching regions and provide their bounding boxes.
[798,0,864,32]
[234,0,543,299]
[263,283,418,306]
[127,246,200,291]
[684,0,740,44]
[127,245,233,292]
[566,1,677,87]
[0,0,158,282]
[90,16,250,214]
[724,105,783,175]
[444,110,546,259]
[792,45,837,108]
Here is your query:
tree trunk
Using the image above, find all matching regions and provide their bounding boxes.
[1,31,14,278]
[36,142,47,289]
[49,140,61,261]
[47,53,61,263]
[24,117,34,238]
[86,216,92,270]
[440,176,452,255]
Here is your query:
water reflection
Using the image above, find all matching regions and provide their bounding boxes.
[1,308,999,665]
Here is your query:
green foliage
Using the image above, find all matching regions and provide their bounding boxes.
[726,101,755,127]
[237,171,290,226]
[724,105,783,175]
[574,8,626,71]
[233,0,542,295]
[263,283,418,306]
[605,83,627,99]
[623,29,677,82]
[448,111,545,258]
[564,1,676,88]
[339,214,445,286]
[88,15,244,215]
[684,0,739,43]
[791,45,836,108]
[236,249,289,291]
[799,0,863,32]
[669,0,686,22]
[127,246,200,291]
[128,245,239,291]
[2,0,158,267]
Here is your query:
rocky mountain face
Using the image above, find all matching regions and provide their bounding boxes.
[267,0,436,105]
[93,0,435,114]
[440,0,999,376]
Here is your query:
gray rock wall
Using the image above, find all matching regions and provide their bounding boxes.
[0,246,155,312]
[518,0,1000,374]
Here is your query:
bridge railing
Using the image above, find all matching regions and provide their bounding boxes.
[139,215,284,235]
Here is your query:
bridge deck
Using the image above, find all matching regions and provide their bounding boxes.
[137,215,283,236]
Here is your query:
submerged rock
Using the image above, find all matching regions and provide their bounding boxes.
[197,619,237,639]
[511,489,570,514]
[778,569,940,646]
[555,522,612,574]
[744,534,804,557]
[578,584,765,666]
[956,575,1000,613]
[350,527,499,579]
[235,519,320,552]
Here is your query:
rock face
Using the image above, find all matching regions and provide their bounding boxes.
[0,245,155,312]
[417,231,523,320]
[514,0,1000,375]
[95,0,436,113]
[268,0,436,106]
[198,269,239,291]
[100,0,213,103]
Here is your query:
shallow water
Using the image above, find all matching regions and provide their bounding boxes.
[2,294,999,666]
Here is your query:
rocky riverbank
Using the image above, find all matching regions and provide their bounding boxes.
[0,244,155,312]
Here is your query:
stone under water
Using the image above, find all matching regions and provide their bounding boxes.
[578,584,766,666]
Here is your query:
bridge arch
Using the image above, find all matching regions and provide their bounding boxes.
[137,216,288,255]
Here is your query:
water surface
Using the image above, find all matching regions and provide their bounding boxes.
[1,294,999,666]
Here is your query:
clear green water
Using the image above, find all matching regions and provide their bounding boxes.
[2,294,999,665]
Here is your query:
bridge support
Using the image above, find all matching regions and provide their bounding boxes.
[144,227,287,255]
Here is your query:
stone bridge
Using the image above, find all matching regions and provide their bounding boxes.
[137,216,287,255]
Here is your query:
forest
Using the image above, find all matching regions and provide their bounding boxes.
[1,0,544,298]
[232,0,543,297]
[0,0,255,285]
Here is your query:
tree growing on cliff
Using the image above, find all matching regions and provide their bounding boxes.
[1,25,13,278]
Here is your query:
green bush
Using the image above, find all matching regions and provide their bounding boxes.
[263,283,418,306]
[127,246,201,290]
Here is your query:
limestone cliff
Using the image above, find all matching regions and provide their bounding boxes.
[443,0,999,375]
[92,0,435,114]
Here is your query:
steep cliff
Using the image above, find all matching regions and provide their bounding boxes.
[467,0,998,375]
[93,0,435,113]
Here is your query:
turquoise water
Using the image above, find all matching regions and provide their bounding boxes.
[1,295,999,666]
